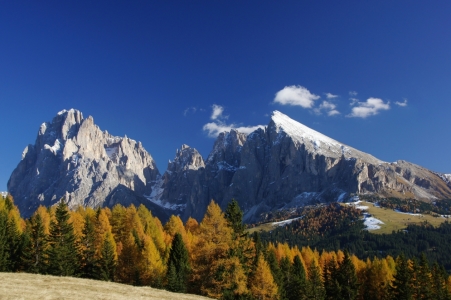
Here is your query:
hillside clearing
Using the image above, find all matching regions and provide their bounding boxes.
[247,201,450,235]
[350,201,449,234]
[0,272,210,300]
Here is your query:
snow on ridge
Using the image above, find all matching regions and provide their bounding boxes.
[270,110,385,163]
[440,173,451,184]
[364,215,384,230]
[272,216,303,227]
[345,199,384,230]
[145,177,186,211]
[271,110,339,147]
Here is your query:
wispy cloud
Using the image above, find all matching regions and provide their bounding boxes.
[203,105,264,137]
[203,122,264,137]
[349,98,359,106]
[183,107,197,116]
[347,98,390,118]
[211,104,227,120]
[395,98,408,107]
[325,93,338,99]
[274,85,320,108]
[314,101,340,116]
[349,91,358,97]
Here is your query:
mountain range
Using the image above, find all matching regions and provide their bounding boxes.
[8,109,451,222]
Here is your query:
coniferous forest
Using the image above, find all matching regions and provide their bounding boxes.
[1,194,451,300]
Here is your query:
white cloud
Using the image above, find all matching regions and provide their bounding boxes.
[328,109,340,116]
[349,91,358,96]
[395,99,408,107]
[211,104,226,120]
[325,93,338,99]
[314,101,340,116]
[349,98,359,106]
[203,105,264,137]
[203,122,264,138]
[347,98,390,118]
[274,85,320,108]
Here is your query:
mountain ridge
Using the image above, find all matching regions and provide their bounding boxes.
[7,109,451,222]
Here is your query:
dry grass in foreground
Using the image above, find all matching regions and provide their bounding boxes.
[0,272,211,300]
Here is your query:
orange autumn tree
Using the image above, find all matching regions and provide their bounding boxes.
[249,255,278,300]
[191,200,239,297]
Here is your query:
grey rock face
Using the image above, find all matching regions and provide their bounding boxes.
[157,111,451,223]
[9,109,451,223]
[8,109,160,218]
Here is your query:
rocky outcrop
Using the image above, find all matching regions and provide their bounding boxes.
[8,109,162,218]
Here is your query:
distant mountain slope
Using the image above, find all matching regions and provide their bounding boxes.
[0,272,210,300]
[8,109,451,222]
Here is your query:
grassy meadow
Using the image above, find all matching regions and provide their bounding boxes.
[247,201,450,235]
[355,201,449,234]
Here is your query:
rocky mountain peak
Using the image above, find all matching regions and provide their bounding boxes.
[8,109,451,224]
[8,109,160,218]
[168,145,205,172]
[206,129,247,168]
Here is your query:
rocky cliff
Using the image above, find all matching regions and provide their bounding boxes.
[8,109,451,222]
[8,109,163,218]
[149,111,451,222]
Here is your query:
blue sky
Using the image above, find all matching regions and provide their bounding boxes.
[1,1,450,191]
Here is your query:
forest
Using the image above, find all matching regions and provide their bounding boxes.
[1,194,451,300]
[260,203,451,271]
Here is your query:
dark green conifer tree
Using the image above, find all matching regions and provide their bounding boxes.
[324,257,341,300]
[286,255,307,300]
[266,250,284,299]
[46,199,79,276]
[416,253,432,300]
[390,253,412,300]
[431,262,451,300]
[22,214,48,273]
[0,210,9,271]
[166,232,190,293]
[80,215,97,278]
[225,199,245,237]
[336,250,359,300]
[279,256,291,300]
[307,260,326,300]
[98,233,116,281]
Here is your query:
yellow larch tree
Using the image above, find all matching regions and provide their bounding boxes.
[95,208,114,258]
[140,234,165,287]
[137,205,166,257]
[185,217,199,234]
[69,209,85,243]
[34,206,51,235]
[191,200,233,296]
[249,255,278,300]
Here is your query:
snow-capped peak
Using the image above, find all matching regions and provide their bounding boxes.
[271,110,340,146]
[270,110,383,163]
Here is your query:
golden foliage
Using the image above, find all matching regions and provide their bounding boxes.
[249,255,278,300]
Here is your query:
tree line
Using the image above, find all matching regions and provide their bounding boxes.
[261,203,451,271]
[1,194,451,299]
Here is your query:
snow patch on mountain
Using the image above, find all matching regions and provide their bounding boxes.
[272,216,303,227]
[271,110,384,164]
[272,110,340,147]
